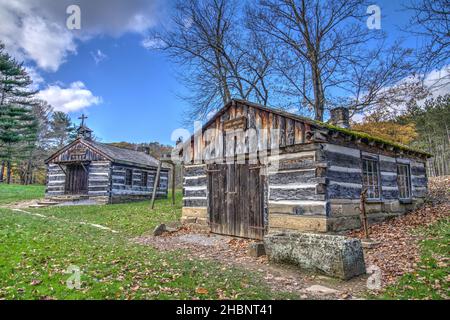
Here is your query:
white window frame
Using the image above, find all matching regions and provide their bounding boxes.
[362,157,381,199]
[397,163,412,199]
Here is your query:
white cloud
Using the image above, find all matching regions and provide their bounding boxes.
[90,49,108,65]
[0,2,76,72]
[0,0,164,72]
[24,66,45,90]
[37,81,102,113]
[423,66,450,99]
[141,37,166,50]
[351,65,450,122]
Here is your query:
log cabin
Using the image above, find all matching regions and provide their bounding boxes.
[45,120,169,204]
[178,99,431,240]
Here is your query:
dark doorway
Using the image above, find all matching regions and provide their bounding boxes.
[207,163,265,240]
[65,164,89,194]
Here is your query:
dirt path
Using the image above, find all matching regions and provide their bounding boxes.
[134,229,369,299]
[2,206,119,233]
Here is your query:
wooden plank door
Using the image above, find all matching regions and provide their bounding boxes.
[208,163,265,240]
[65,164,88,194]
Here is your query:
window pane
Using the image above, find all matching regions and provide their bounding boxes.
[397,164,411,199]
[362,158,380,199]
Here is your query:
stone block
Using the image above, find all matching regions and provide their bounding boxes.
[248,242,266,257]
[264,232,366,280]
[153,224,167,236]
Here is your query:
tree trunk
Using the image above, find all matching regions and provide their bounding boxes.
[0,160,4,183]
[25,155,33,185]
[6,161,11,184]
[310,59,325,121]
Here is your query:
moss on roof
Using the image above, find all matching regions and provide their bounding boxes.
[317,121,433,157]
[234,99,432,158]
[203,99,432,158]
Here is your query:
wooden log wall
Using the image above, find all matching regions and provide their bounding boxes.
[110,163,168,199]
[182,164,207,208]
[45,164,66,196]
[322,143,428,208]
[267,146,327,217]
[88,161,110,197]
[410,160,428,198]
[179,99,430,234]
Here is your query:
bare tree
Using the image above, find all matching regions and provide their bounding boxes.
[403,0,450,89]
[247,0,416,120]
[149,0,275,121]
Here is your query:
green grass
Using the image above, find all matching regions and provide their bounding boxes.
[0,184,293,300]
[30,193,183,237]
[380,218,450,300]
[0,184,45,205]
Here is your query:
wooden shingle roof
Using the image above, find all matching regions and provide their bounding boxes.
[45,138,161,168]
[88,140,160,167]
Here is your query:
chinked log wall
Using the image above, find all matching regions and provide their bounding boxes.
[46,164,66,196]
[323,143,428,232]
[110,164,168,204]
[267,144,328,233]
[88,161,110,203]
[181,164,208,224]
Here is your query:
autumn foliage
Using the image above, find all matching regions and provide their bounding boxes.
[351,121,417,145]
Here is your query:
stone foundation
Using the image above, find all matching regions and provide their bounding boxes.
[327,198,425,232]
[181,207,208,225]
[268,214,327,233]
[264,232,366,280]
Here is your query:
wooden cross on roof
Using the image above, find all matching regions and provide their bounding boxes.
[78,114,88,126]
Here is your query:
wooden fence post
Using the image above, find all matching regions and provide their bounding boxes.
[150,162,162,209]
[171,163,176,205]
[360,188,370,239]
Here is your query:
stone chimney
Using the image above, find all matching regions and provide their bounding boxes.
[329,107,350,129]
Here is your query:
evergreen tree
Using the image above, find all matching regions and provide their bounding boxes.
[0,42,39,183]
[49,111,76,149]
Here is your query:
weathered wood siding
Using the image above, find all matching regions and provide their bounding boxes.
[47,140,107,163]
[46,164,66,196]
[182,101,312,164]
[110,163,168,203]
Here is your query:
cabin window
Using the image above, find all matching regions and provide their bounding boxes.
[397,164,411,199]
[125,169,133,186]
[362,158,381,199]
[141,171,148,187]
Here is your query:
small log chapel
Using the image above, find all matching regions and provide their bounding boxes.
[45,115,169,204]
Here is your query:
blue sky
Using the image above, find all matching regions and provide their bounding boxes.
[0,0,445,146]
[45,34,189,144]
